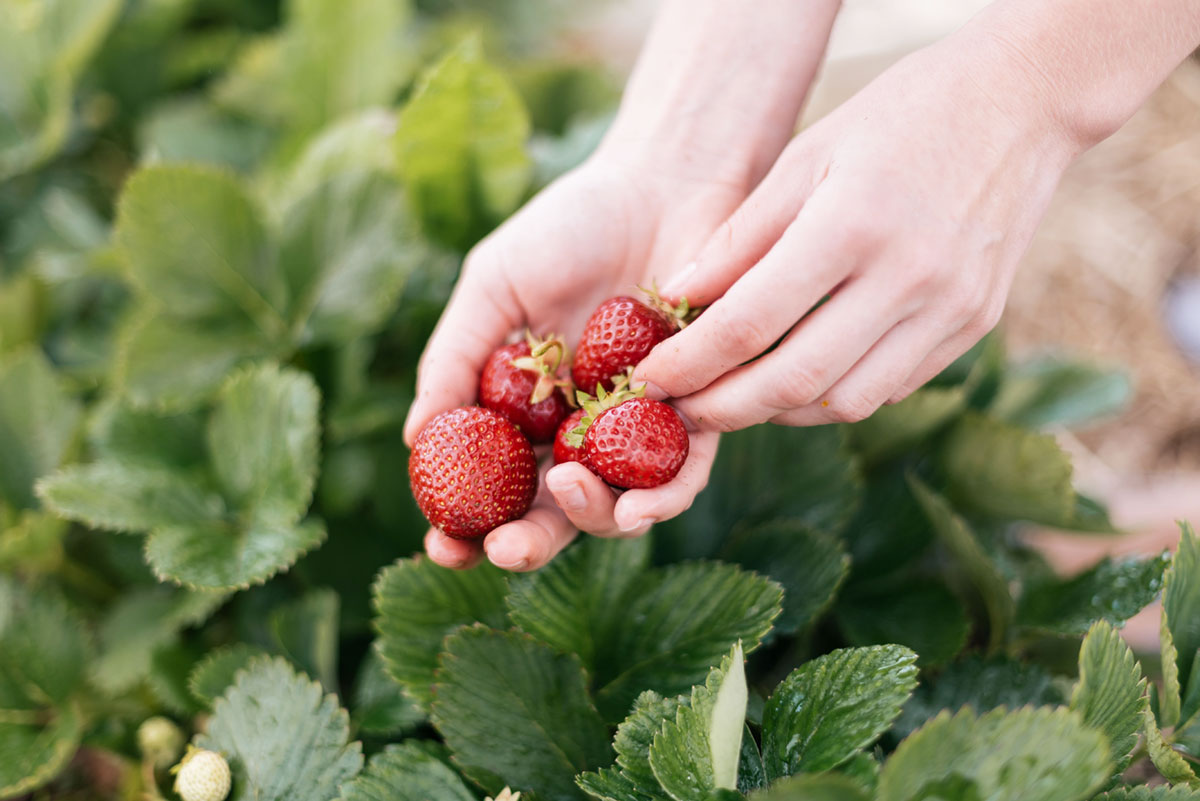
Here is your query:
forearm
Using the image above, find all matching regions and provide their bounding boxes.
[598,0,842,185]
[959,0,1200,151]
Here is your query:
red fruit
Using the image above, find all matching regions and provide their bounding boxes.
[583,396,689,489]
[571,295,685,394]
[479,334,571,443]
[409,407,538,540]
[553,408,590,468]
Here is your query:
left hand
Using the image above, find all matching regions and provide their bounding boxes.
[635,33,1082,430]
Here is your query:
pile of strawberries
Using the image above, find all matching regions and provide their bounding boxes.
[408,292,692,540]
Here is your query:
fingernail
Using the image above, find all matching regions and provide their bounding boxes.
[619,516,656,533]
[547,476,587,511]
[661,262,696,297]
[486,540,529,571]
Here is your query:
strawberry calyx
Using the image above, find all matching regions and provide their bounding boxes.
[639,282,697,329]
[509,330,572,405]
[566,371,644,449]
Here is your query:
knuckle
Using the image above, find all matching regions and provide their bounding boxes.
[824,389,883,423]
[773,368,825,409]
[718,313,777,360]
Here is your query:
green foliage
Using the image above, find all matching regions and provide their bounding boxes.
[338,742,476,801]
[1070,621,1146,779]
[990,356,1132,429]
[199,657,364,801]
[0,349,82,510]
[188,643,272,707]
[1164,523,1200,707]
[1018,553,1170,636]
[1097,790,1200,801]
[834,582,969,667]
[749,774,872,801]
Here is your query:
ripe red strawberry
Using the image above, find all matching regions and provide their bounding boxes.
[479,333,571,443]
[553,408,590,468]
[569,388,689,489]
[409,407,538,540]
[571,292,690,394]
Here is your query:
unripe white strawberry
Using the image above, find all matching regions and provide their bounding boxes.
[172,746,231,801]
[138,716,185,769]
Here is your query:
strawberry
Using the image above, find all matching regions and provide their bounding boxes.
[569,387,689,489]
[553,408,590,468]
[571,291,690,394]
[409,407,538,539]
[172,747,231,801]
[479,333,571,443]
[138,716,184,769]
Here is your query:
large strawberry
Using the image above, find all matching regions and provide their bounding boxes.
[409,407,538,539]
[571,291,690,394]
[553,408,590,467]
[568,386,688,489]
[479,332,570,443]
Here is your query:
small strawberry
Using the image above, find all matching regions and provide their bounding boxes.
[553,408,590,468]
[479,332,571,443]
[571,290,691,394]
[171,747,231,801]
[409,407,538,539]
[138,716,184,769]
[569,386,689,489]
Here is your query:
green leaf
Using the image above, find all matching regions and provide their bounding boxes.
[578,690,681,801]
[199,657,363,801]
[273,109,399,209]
[939,413,1076,526]
[508,536,651,669]
[116,312,275,410]
[1017,553,1170,636]
[148,640,205,716]
[878,707,1110,801]
[908,475,1014,651]
[1143,706,1198,785]
[892,656,1064,741]
[1096,789,1200,800]
[116,165,287,328]
[279,170,426,345]
[91,586,228,694]
[144,516,327,590]
[840,468,934,582]
[87,402,206,470]
[748,774,871,801]
[846,387,966,464]
[990,357,1132,429]
[661,425,861,560]
[395,36,532,250]
[762,645,918,779]
[37,461,225,533]
[834,582,969,667]
[1165,523,1200,699]
[0,349,81,509]
[738,726,766,793]
[373,557,509,709]
[138,98,272,173]
[337,742,476,801]
[270,589,339,692]
[207,364,321,524]
[432,626,612,801]
[188,644,272,707]
[215,0,411,135]
[722,521,849,636]
[1070,621,1146,779]
[0,0,122,180]
[351,647,424,737]
[595,562,782,721]
[649,643,748,799]
[0,578,89,797]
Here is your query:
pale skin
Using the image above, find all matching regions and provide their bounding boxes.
[404,0,1200,571]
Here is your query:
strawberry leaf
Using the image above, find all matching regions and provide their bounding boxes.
[749,774,872,801]
[1096,789,1200,800]
[1143,705,1199,785]
[337,742,476,801]
[432,626,612,801]
[269,589,339,693]
[372,556,509,709]
[395,35,532,250]
[761,645,918,779]
[199,657,363,801]
[1165,523,1200,705]
[877,707,1110,801]
[833,582,969,667]
[1070,620,1147,781]
[188,644,272,708]
[577,690,680,801]
[350,648,424,738]
[0,349,82,510]
[990,356,1132,429]
[1017,552,1170,636]
[846,386,966,464]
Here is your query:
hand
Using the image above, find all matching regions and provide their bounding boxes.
[403,154,745,571]
[635,36,1081,431]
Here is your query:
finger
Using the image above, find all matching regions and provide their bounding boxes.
[424,529,484,570]
[768,316,947,426]
[887,320,1001,404]
[671,275,915,431]
[403,258,522,446]
[545,462,628,537]
[659,144,826,306]
[612,430,719,530]
[482,460,579,571]
[637,198,864,400]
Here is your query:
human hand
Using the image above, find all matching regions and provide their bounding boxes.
[402,154,744,571]
[635,35,1082,430]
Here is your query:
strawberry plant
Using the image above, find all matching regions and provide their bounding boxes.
[1,1,1197,800]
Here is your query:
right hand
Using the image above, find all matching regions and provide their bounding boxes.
[403,151,749,571]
